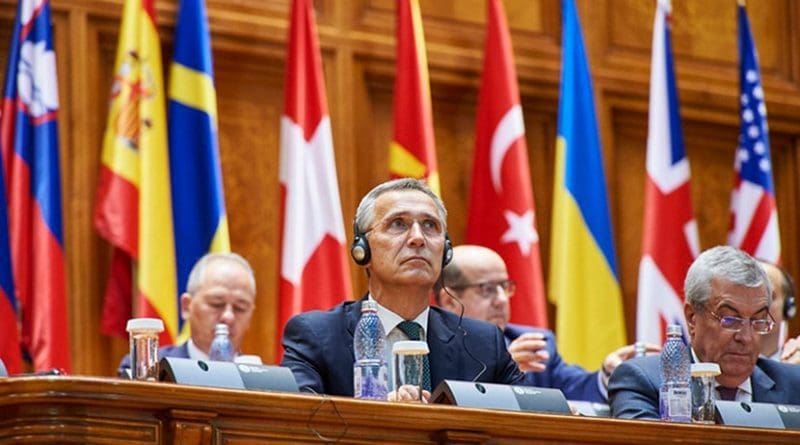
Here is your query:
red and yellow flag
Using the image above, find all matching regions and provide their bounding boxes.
[389,0,439,195]
[95,0,177,344]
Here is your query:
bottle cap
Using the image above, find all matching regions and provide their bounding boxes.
[126,318,164,333]
[214,323,229,335]
[666,324,683,336]
[392,340,429,355]
[691,362,721,377]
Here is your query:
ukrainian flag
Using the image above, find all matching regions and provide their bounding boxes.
[168,0,230,341]
[549,0,626,369]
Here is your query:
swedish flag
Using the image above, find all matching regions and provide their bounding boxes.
[168,0,230,341]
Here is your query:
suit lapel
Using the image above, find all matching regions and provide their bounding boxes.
[427,308,458,387]
[751,360,783,403]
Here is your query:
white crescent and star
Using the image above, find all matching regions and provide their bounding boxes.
[489,105,538,257]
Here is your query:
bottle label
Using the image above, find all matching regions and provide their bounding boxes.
[354,361,388,400]
[666,385,692,422]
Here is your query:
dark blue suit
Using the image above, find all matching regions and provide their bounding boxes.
[505,324,604,402]
[609,355,800,419]
[281,299,523,396]
[117,343,189,376]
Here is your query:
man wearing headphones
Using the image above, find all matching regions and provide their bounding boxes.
[759,261,800,364]
[281,178,523,401]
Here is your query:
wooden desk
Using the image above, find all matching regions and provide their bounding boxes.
[0,376,797,444]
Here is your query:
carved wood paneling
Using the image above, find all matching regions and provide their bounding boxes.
[0,0,798,375]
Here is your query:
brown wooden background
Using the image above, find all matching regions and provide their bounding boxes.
[0,0,799,376]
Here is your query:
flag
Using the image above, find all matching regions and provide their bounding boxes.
[0,0,70,372]
[389,0,440,195]
[636,0,699,345]
[168,0,230,343]
[549,0,625,369]
[727,1,780,263]
[95,0,177,344]
[466,0,547,328]
[0,127,21,374]
[279,0,352,355]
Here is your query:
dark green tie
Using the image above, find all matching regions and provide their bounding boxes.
[397,320,431,392]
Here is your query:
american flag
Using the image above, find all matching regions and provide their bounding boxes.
[728,2,780,263]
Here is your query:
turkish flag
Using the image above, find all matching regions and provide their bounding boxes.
[278,0,352,357]
[465,0,547,328]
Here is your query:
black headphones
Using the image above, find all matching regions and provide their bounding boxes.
[350,219,453,268]
[779,266,797,320]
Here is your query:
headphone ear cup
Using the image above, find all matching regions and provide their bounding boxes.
[442,234,453,268]
[351,235,371,266]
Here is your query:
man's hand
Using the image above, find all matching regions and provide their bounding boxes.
[600,342,661,386]
[387,385,431,403]
[507,332,551,372]
[781,336,800,364]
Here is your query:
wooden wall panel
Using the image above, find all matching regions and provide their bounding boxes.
[0,0,799,375]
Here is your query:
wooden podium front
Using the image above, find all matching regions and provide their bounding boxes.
[1,376,798,444]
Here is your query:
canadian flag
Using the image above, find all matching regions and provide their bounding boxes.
[278,0,351,355]
[465,0,547,328]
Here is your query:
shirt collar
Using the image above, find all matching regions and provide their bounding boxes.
[369,294,430,336]
[690,348,753,397]
[187,339,209,361]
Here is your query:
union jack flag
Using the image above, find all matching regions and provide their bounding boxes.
[728,2,780,263]
[637,0,698,345]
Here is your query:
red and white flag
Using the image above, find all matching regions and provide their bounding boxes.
[465,0,547,328]
[278,0,351,355]
[637,0,699,344]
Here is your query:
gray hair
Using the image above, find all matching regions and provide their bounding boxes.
[684,245,769,310]
[186,252,256,295]
[354,178,447,234]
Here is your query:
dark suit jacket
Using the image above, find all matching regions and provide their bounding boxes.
[609,355,800,419]
[281,299,524,396]
[117,343,190,376]
[506,324,604,402]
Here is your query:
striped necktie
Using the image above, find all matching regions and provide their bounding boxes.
[718,386,738,401]
[397,320,431,392]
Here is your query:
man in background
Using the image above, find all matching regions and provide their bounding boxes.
[118,252,257,374]
[436,245,656,403]
[610,246,800,419]
[758,260,800,364]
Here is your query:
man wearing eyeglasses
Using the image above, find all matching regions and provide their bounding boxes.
[758,261,800,364]
[436,245,654,403]
[609,246,800,419]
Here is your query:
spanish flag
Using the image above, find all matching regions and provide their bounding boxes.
[95,0,177,344]
[389,0,439,195]
[549,0,626,369]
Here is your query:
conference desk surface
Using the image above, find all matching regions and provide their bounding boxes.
[1,376,798,444]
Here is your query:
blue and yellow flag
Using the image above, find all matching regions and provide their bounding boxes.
[549,0,626,369]
[168,0,230,342]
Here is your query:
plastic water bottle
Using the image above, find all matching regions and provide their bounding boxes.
[208,323,234,362]
[353,300,388,399]
[659,324,691,422]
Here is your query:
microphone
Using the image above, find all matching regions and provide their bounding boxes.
[439,276,488,383]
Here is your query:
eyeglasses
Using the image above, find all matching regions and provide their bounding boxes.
[450,280,516,300]
[704,308,775,334]
[371,215,444,238]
